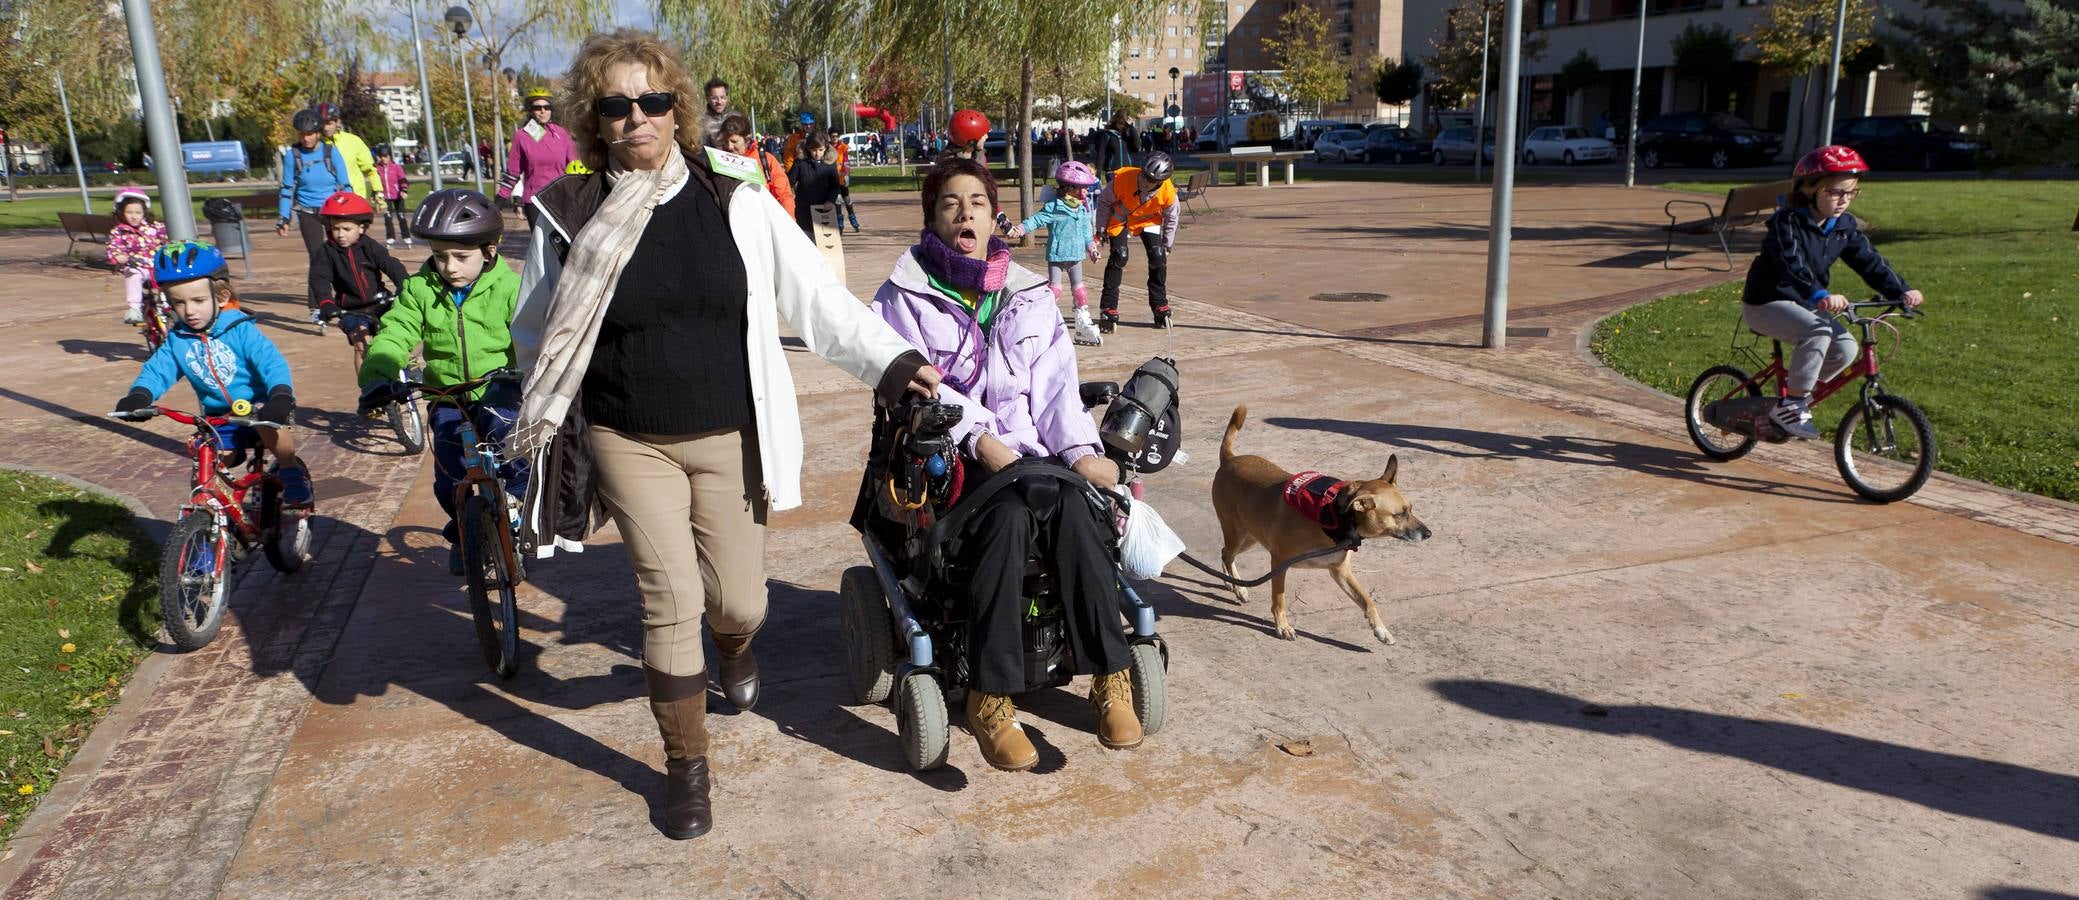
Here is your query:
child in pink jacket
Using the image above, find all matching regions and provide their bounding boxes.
[106,189,168,325]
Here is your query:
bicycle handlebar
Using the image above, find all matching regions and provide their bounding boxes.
[108,406,285,429]
[1845,298,1923,320]
[395,368,523,398]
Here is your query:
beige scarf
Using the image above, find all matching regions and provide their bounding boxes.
[513,148,689,452]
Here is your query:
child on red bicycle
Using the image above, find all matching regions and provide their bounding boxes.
[114,242,312,505]
[357,189,527,576]
[311,191,409,368]
[106,189,167,326]
[1742,145,1924,440]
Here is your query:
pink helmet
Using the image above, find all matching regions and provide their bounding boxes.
[1054,160,1098,187]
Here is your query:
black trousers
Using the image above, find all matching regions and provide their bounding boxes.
[1100,230,1168,316]
[958,468,1132,694]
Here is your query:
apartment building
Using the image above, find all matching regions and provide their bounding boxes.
[369,72,423,133]
[1402,0,1931,150]
[1132,0,1406,126]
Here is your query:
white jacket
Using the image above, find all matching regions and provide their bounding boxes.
[511,174,915,522]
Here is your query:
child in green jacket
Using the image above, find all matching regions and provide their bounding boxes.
[357,189,527,575]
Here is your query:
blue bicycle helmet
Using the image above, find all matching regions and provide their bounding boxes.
[153,241,228,287]
[798,111,815,126]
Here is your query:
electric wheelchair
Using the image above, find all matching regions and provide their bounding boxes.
[837,362,1181,771]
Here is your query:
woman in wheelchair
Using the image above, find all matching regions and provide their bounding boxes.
[870,156,1145,771]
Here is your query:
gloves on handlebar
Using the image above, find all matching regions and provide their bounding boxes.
[114,388,152,415]
[358,380,400,414]
[316,301,340,322]
[257,388,295,425]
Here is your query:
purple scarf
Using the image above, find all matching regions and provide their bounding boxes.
[914,229,1011,293]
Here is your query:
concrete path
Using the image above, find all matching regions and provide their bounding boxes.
[2,182,2075,898]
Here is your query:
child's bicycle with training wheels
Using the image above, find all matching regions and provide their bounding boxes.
[1683,298,1935,503]
[110,404,313,650]
[139,276,172,352]
[390,369,526,677]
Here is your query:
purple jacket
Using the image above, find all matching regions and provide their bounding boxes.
[872,249,1102,467]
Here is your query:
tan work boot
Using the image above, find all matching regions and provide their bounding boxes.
[965,691,1038,771]
[1089,669,1143,750]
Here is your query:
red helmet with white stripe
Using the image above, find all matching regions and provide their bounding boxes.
[1793,145,1869,179]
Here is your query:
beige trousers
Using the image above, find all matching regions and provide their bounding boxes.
[589,425,768,677]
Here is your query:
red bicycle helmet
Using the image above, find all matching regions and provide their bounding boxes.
[1793,145,1869,179]
[318,191,375,222]
[949,109,990,146]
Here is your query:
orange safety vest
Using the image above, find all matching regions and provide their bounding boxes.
[1103,168,1177,237]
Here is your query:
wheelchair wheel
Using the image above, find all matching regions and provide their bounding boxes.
[838,567,900,704]
[1129,643,1167,736]
[896,673,950,771]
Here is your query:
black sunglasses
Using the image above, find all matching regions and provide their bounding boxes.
[593,92,675,118]
[527,103,552,111]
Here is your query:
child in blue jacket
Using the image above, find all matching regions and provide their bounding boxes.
[114,242,313,505]
[1009,160,1104,346]
[279,107,352,325]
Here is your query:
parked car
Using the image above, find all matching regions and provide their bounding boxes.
[436,150,475,176]
[1431,126,1495,165]
[1831,115,1981,171]
[1297,119,1357,150]
[1362,126,1431,164]
[1311,129,1370,163]
[982,130,1008,154]
[1521,126,1615,165]
[1635,112,1781,169]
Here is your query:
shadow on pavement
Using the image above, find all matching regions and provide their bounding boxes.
[57,338,149,363]
[750,580,972,791]
[1432,679,2079,843]
[1135,575,1376,653]
[1169,319,1481,350]
[1978,889,2079,900]
[0,385,190,457]
[1265,415,1860,504]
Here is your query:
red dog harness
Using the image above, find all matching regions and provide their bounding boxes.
[1282,472,1353,539]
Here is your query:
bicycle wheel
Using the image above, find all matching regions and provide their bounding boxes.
[260,480,310,573]
[159,511,228,651]
[388,399,426,456]
[461,489,520,677]
[1685,365,1761,461]
[1834,394,1936,503]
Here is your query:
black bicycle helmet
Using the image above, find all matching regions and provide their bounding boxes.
[291,108,323,134]
[1140,151,1174,183]
[412,188,504,245]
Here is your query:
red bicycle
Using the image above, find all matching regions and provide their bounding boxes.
[139,275,172,352]
[111,406,312,650]
[1684,298,1936,503]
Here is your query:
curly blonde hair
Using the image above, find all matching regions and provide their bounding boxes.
[559,28,703,173]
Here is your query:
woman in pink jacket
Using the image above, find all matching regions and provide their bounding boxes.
[869,156,1147,773]
[498,88,579,227]
[373,147,411,246]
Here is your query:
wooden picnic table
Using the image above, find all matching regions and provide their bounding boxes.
[1195,148,1310,187]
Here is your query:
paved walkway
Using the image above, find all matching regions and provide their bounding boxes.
[2,182,2076,898]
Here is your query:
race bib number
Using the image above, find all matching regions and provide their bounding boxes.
[705,147,765,185]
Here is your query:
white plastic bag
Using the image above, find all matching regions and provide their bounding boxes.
[1119,496,1186,581]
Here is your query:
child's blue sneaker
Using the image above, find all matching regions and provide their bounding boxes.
[276,465,314,506]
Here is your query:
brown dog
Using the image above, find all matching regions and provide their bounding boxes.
[1210,405,1431,644]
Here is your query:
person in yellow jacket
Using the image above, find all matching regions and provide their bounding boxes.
[1093,151,1179,332]
[318,102,380,201]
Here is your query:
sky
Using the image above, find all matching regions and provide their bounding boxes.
[372,0,657,81]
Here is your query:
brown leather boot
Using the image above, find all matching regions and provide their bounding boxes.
[645,665,712,840]
[712,630,759,711]
[964,691,1038,771]
[1089,669,1143,750]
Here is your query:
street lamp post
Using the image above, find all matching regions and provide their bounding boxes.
[1169,66,1181,137]
[120,0,196,239]
[1817,0,1850,152]
[409,0,444,190]
[1474,2,1491,182]
[54,73,92,214]
[1481,0,1527,350]
[446,7,486,195]
[1625,0,1646,187]
[489,64,514,189]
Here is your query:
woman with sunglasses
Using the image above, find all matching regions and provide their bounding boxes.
[508,28,941,842]
[497,87,578,227]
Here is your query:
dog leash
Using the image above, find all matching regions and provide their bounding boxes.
[1170,540,1361,589]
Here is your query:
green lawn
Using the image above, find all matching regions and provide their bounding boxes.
[0,471,159,847]
[1592,179,2079,502]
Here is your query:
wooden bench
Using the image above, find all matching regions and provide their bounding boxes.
[1663,179,1792,271]
[230,190,280,219]
[1176,169,1212,216]
[57,211,115,259]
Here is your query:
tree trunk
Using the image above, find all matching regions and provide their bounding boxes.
[797,59,811,116]
[1017,55,1035,231]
